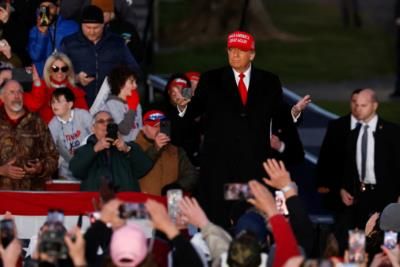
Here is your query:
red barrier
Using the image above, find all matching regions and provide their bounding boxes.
[0,191,166,215]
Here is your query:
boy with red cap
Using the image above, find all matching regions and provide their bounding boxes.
[170,30,284,228]
[135,109,198,195]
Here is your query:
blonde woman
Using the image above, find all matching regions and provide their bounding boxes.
[24,52,88,124]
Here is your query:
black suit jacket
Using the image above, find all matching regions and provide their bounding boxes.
[317,114,353,190]
[342,117,400,210]
[317,114,354,212]
[270,102,305,166]
[183,66,283,225]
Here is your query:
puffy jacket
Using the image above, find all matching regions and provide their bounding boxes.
[60,29,140,106]
[69,135,152,192]
[28,15,79,76]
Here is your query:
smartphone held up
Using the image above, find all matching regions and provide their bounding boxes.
[224,183,253,201]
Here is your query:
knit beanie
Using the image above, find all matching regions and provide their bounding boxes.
[81,5,104,24]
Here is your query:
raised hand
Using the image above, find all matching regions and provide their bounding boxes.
[64,227,86,267]
[145,199,179,240]
[262,159,292,190]
[179,197,209,229]
[247,180,278,217]
[154,132,170,150]
[292,94,311,118]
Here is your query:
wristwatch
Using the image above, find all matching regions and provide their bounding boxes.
[281,182,298,193]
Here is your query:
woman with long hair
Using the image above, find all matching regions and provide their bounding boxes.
[24,52,88,124]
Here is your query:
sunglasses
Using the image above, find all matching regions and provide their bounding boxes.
[95,118,114,124]
[51,65,69,73]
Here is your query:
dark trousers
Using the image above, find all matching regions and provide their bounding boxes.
[334,188,379,253]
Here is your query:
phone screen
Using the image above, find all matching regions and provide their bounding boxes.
[275,190,289,215]
[384,231,398,250]
[159,120,171,136]
[224,183,253,200]
[348,230,366,263]
[167,189,183,224]
[119,203,148,219]
[0,219,14,248]
[47,210,64,223]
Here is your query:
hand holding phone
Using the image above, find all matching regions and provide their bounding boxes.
[181,87,193,100]
[38,6,50,26]
[384,231,398,250]
[0,219,15,248]
[167,189,184,226]
[159,120,171,136]
[348,230,366,263]
[275,190,289,215]
[106,123,119,141]
[119,203,148,219]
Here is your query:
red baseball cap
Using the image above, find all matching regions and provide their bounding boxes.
[143,110,166,127]
[227,31,255,51]
[168,78,189,91]
[185,71,200,82]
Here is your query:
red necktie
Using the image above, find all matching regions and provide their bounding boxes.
[238,73,247,105]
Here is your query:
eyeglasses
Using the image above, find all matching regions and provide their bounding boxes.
[51,65,69,73]
[95,118,114,124]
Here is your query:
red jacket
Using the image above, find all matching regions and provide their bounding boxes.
[270,214,301,267]
[24,80,89,124]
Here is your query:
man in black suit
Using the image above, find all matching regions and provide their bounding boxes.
[340,89,400,227]
[331,89,400,252]
[317,88,362,212]
[171,31,284,227]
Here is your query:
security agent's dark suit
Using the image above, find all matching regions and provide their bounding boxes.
[341,117,400,226]
[182,65,283,227]
[334,117,400,253]
[317,114,353,212]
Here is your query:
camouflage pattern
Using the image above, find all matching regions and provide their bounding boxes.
[0,108,59,190]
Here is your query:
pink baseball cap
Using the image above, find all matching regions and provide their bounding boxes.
[110,224,148,267]
[227,31,255,51]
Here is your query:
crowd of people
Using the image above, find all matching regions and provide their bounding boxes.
[0,1,400,267]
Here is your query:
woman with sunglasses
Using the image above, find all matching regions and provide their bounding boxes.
[24,52,88,124]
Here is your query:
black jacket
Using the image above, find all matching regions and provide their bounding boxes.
[342,117,400,210]
[180,65,283,226]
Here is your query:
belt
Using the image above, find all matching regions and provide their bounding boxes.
[360,183,376,192]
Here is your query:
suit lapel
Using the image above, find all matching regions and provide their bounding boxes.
[373,117,383,183]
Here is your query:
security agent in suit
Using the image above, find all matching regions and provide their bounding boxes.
[337,89,400,247]
[317,89,362,212]
[171,31,284,228]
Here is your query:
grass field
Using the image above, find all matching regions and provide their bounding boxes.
[154,1,395,84]
[153,0,400,124]
[315,100,400,124]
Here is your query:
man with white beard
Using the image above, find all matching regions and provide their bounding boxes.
[0,80,58,190]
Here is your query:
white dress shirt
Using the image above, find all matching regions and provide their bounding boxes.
[232,66,251,90]
[356,115,378,184]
